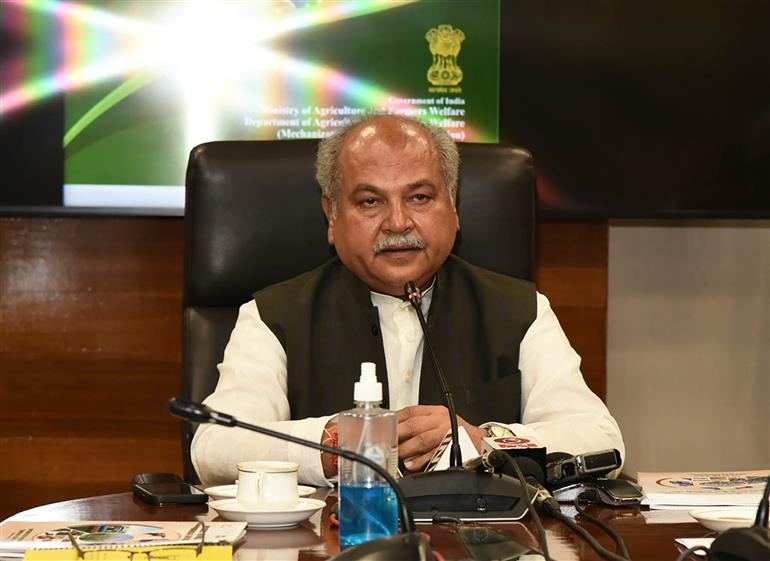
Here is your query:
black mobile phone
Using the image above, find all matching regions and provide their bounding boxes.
[595,478,644,506]
[132,472,208,505]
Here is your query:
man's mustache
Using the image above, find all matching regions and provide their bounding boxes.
[374,234,426,254]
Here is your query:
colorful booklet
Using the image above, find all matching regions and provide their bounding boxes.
[638,470,768,507]
[0,520,246,558]
[22,544,233,561]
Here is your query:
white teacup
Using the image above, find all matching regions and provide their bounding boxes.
[236,461,299,510]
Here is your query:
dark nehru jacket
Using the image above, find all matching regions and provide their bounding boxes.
[253,255,537,426]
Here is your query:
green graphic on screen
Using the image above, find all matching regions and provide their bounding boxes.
[50,0,500,206]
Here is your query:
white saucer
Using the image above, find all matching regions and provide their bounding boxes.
[209,498,326,529]
[205,484,316,501]
[689,507,757,532]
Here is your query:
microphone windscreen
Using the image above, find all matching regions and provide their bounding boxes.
[485,450,510,469]
[484,450,544,485]
[168,397,213,423]
[510,457,545,484]
[404,281,421,303]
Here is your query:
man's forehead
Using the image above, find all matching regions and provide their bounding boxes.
[342,118,435,156]
[339,141,440,182]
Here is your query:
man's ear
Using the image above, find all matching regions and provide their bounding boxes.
[321,195,335,246]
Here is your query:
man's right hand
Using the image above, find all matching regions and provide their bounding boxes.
[397,405,453,472]
[398,405,486,472]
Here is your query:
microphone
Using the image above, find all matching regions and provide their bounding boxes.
[709,473,770,561]
[168,397,431,561]
[169,399,237,426]
[482,451,556,513]
[397,281,527,521]
[481,434,547,485]
[482,450,511,471]
[481,446,546,487]
[404,281,462,468]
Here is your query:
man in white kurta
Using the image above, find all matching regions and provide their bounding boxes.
[191,114,624,486]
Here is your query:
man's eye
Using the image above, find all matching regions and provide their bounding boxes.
[360,197,379,207]
[411,194,431,203]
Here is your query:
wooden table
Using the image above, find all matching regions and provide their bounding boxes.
[6,491,712,560]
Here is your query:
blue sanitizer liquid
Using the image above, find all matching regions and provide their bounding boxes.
[339,482,398,548]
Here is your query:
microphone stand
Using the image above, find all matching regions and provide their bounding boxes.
[168,398,431,561]
[397,282,527,521]
[405,281,462,468]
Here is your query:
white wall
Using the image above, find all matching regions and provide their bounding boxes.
[607,220,770,475]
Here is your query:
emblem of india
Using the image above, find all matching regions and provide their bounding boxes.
[425,24,465,86]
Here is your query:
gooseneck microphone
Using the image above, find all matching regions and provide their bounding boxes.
[404,280,462,468]
[397,281,527,521]
[168,398,431,561]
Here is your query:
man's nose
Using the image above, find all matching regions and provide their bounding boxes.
[383,200,414,233]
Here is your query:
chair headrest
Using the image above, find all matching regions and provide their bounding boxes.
[184,140,534,307]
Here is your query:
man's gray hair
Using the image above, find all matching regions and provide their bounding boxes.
[315,113,460,215]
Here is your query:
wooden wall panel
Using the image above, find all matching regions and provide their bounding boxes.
[536,221,609,399]
[0,217,184,521]
[0,217,608,521]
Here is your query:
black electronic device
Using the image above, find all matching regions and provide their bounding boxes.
[546,449,621,488]
[132,472,207,505]
[594,479,643,506]
[168,397,432,561]
[550,479,642,507]
[457,526,544,561]
[471,443,546,485]
[709,527,770,561]
[397,282,527,521]
[482,439,547,485]
[709,473,770,561]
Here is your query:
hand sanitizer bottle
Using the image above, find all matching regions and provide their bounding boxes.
[338,362,398,548]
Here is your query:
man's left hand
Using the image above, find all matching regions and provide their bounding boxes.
[397,405,487,472]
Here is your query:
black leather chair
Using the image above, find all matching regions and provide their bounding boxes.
[181,140,536,482]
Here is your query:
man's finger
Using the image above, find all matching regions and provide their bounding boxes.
[398,430,431,458]
[397,404,433,422]
[397,414,426,442]
[402,450,437,472]
[397,407,437,441]
[398,427,445,459]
